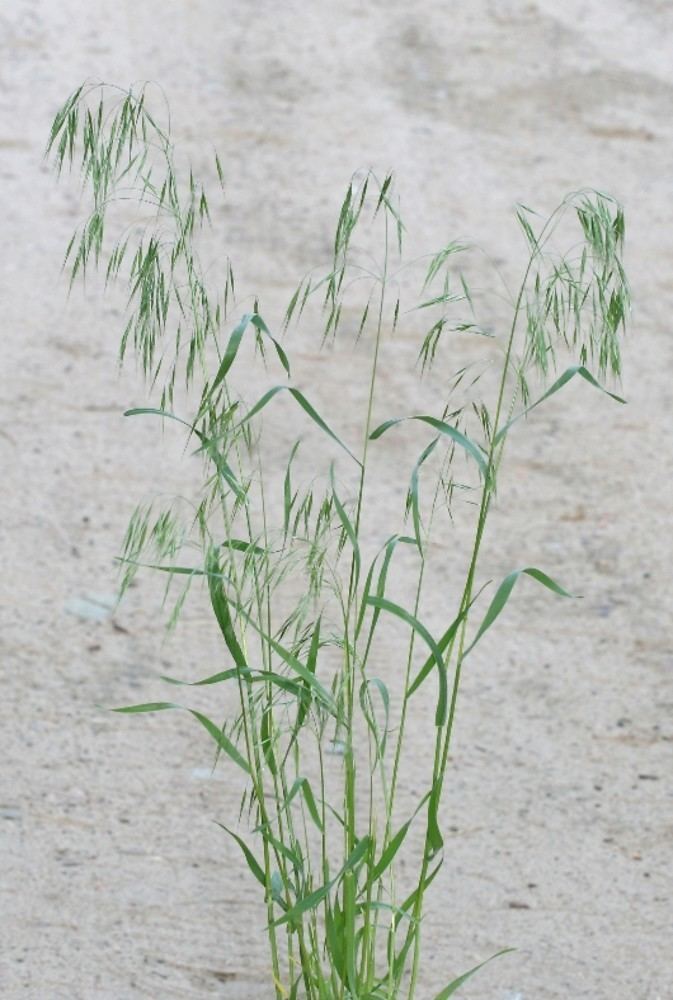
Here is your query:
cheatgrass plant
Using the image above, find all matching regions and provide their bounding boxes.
[48,82,629,999]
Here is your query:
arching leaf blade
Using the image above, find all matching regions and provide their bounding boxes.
[494,365,626,446]
[366,596,447,725]
[188,710,251,775]
[464,567,574,656]
[240,386,360,466]
[370,415,487,478]
[215,822,266,888]
[206,548,247,669]
[110,702,250,775]
[331,465,360,587]
[433,949,515,1000]
[211,312,253,392]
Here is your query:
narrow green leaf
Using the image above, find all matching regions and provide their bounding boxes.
[359,677,390,764]
[367,791,429,887]
[200,437,246,501]
[215,823,266,888]
[393,860,443,987]
[271,638,336,713]
[354,900,416,923]
[116,558,205,577]
[117,542,264,583]
[370,415,487,478]
[261,706,277,775]
[250,313,291,377]
[331,466,360,586]
[367,597,447,725]
[494,365,626,446]
[355,535,418,640]
[433,949,515,1000]
[275,838,370,934]
[355,555,378,640]
[124,406,196,432]
[112,701,178,713]
[220,538,267,556]
[189,710,251,775]
[398,856,443,919]
[326,902,346,984]
[406,585,488,700]
[240,386,361,466]
[210,313,253,392]
[259,829,303,870]
[301,777,324,832]
[296,618,321,728]
[111,702,250,775]
[255,672,304,697]
[290,388,360,465]
[368,819,410,885]
[237,611,337,717]
[409,437,439,550]
[338,835,372,882]
[273,882,332,928]
[427,784,443,857]
[407,612,460,699]
[161,667,302,698]
[207,313,290,403]
[161,667,242,686]
[206,548,247,669]
[464,567,574,656]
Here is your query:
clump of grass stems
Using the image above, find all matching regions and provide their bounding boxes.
[48,82,629,999]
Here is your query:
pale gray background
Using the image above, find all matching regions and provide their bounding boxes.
[1,1,671,998]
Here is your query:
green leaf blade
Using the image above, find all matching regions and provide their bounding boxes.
[366,596,447,725]
[465,567,574,656]
[433,948,515,1000]
[370,415,487,478]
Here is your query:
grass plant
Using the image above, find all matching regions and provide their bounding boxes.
[48,82,629,999]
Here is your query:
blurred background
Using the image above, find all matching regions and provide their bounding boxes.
[1,2,671,997]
